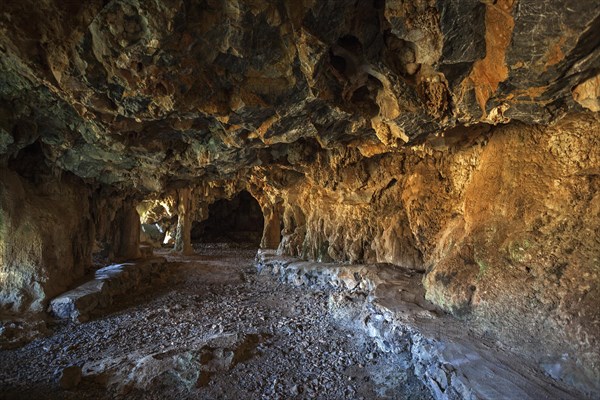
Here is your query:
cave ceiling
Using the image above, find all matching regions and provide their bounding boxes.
[0,0,598,192]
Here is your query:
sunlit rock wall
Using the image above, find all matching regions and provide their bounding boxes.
[261,113,600,390]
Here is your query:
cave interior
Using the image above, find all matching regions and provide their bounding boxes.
[0,0,599,399]
[191,190,265,246]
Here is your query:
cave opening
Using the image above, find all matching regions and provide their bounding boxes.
[191,190,264,246]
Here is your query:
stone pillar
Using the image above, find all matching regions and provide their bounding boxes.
[174,187,194,255]
[115,199,141,260]
[261,204,282,249]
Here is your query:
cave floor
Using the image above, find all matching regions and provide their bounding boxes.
[0,245,432,400]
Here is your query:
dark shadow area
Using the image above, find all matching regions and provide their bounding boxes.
[192,191,264,246]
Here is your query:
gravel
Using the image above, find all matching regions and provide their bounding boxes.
[0,245,432,400]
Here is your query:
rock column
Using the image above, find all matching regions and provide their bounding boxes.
[115,198,141,259]
[261,203,282,249]
[174,188,194,255]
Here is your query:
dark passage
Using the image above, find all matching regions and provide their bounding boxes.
[191,190,264,246]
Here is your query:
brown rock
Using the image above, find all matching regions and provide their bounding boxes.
[573,74,600,112]
[58,365,82,389]
[0,1,598,396]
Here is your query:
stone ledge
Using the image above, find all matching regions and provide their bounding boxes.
[256,250,587,400]
[49,257,168,322]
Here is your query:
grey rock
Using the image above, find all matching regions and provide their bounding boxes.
[257,250,588,400]
[49,257,167,321]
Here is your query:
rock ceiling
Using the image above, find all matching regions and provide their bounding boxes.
[0,0,599,191]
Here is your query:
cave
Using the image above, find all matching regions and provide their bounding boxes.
[191,191,265,246]
[1,1,599,399]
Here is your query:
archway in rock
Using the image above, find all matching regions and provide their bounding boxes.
[191,191,264,246]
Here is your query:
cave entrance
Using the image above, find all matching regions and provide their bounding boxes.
[191,191,264,246]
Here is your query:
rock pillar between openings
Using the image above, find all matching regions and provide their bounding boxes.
[261,203,282,250]
[174,188,194,255]
[115,198,141,260]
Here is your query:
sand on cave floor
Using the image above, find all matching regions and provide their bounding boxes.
[0,245,432,400]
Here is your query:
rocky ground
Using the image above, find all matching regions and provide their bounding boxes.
[0,245,432,400]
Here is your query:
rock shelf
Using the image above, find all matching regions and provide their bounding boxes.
[49,257,168,322]
[256,250,590,400]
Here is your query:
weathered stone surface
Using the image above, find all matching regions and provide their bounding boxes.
[573,73,600,111]
[174,188,194,254]
[49,280,106,322]
[249,114,600,396]
[0,170,94,313]
[0,1,598,397]
[0,0,598,190]
[256,249,590,399]
[49,257,167,321]
[0,167,152,314]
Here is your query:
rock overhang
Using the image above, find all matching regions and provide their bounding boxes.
[0,0,598,192]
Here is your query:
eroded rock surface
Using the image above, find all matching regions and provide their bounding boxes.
[0,169,94,313]
[0,0,599,397]
[49,257,168,322]
[257,250,591,399]
[0,0,598,189]
[249,114,600,396]
[0,247,433,400]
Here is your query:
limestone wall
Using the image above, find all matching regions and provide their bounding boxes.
[262,113,600,388]
[0,170,94,313]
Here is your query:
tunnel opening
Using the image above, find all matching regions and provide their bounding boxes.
[191,190,264,246]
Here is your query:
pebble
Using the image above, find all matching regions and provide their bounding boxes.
[0,246,432,400]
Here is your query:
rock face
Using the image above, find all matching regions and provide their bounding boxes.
[263,114,600,394]
[256,250,588,399]
[0,0,598,188]
[0,169,94,313]
[0,0,599,396]
[0,167,148,315]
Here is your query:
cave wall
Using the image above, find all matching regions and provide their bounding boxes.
[0,169,147,314]
[92,192,143,261]
[0,0,598,393]
[0,170,95,313]
[258,113,600,388]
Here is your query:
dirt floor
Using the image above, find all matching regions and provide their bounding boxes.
[0,245,433,399]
